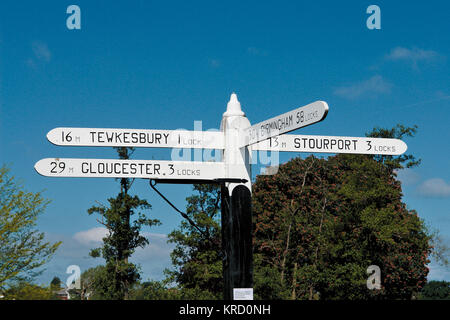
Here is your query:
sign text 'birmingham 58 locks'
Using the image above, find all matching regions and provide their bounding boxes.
[241,100,328,147]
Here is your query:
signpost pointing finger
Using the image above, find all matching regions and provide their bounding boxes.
[252,134,407,155]
[46,127,224,149]
[34,158,227,180]
[240,100,329,147]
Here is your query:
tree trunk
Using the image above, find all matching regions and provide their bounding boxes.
[291,262,297,300]
[280,222,292,285]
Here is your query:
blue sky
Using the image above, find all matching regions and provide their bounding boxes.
[1,0,449,286]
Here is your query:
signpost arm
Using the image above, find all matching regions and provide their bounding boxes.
[220,93,253,300]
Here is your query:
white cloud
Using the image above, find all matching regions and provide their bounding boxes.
[25,58,36,69]
[247,47,268,56]
[385,47,440,68]
[32,41,52,62]
[73,227,109,245]
[417,178,450,198]
[209,59,220,68]
[133,233,176,281]
[386,47,437,61]
[427,261,450,281]
[71,228,175,269]
[141,231,169,240]
[38,229,175,285]
[26,41,52,68]
[134,233,174,260]
[333,75,392,100]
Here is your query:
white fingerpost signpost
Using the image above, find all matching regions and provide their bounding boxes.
[35,93,407,300]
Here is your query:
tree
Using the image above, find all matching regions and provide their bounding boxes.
[0,166,61,289]
[165,184,222,299]
[50,276,62,290]
[129,280,178,300]
[366,124,421,171]
[87,148,160,299]
[162,124,433,300]
[2,282,55,300]
[253,155,340,299]
[252,125,432,299]
[429,233,450,268]
[68,265,112,300]
[419,280,450,300]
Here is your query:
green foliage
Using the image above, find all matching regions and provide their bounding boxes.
[2,281,56,300]
[429,233,450,267]
[418,280,450,300]
[0,166,61,289]
[253,254,286,299]
[50,276,61,287]
[252,125,432,300]
[158,124,435,300]
[67,265,108,300]
[50,276,62,291]
[87,148,160,299]
[129,280,217,300]
[68,265,136,300]
[130,280,173,300]
[165,184,222,299]
[87,264,131,300]
[366,124,421,170]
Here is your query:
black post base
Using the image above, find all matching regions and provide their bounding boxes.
[221,184,253,300]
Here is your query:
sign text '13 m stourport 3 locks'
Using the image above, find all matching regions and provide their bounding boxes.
[34,158,230,180]
[253,134,407,155]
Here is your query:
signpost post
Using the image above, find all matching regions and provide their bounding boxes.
[35,92,408,301]
[220,93,253,300]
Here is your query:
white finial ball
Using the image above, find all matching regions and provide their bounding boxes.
[224,92,245,117]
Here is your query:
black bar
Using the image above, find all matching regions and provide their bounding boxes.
[221,184,253,300]
[151,179,219,184]
[151,178,248,185]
